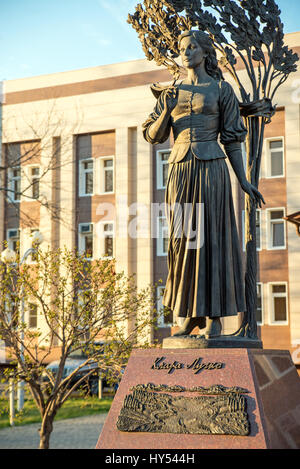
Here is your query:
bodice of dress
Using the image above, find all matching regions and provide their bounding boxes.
[171,82,221,144]
[142,79,247,163]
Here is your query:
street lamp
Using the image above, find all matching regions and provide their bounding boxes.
[1,230,44,415]
[1,248,17,264]
[1,248,17,425]
[30,230,44,247]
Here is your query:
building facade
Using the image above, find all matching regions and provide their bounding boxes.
[1,32,300,368]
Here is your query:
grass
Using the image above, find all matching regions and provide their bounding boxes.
[0,394,113,429]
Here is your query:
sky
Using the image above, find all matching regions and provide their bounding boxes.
[1,0,300,81]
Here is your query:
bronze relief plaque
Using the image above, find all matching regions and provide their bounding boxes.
[116,383,250,436]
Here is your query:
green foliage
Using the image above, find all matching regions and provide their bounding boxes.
[0,246,155,447]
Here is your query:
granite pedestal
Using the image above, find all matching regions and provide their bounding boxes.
[96,347,300,449]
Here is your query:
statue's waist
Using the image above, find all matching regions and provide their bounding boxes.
[172,114,220,143]
[173,127,219,144]
[169,140,226,163]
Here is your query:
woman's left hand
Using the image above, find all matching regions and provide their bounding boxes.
[241,181,265,208]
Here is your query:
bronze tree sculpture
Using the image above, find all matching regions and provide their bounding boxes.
[128,0,298,340]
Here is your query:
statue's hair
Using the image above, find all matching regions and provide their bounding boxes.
[178,30,224,81]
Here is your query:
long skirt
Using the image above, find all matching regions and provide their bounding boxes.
[162,152,246,319]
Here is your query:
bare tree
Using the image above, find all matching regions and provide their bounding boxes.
[0,246,155,449]
[128,0,299,339]
[1,100,83,231]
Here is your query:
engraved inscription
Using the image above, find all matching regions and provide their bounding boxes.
[151,357,184,374]
[151,356,224,374]
[187,358,223,374]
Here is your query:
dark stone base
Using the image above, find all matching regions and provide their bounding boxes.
[162,334,263,349]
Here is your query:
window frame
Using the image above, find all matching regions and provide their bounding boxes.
[78,158,94,197]
[78,223,94,260]
[97,155,115,195]
[98,220,115,260]
[156,216,169,257]
[265,137,285,179]
[156,149,171,190]
[7,166,21,203]
[266,207,286,251]
[6,228,20,252]
[30,166,40,200]
[268,281,289,326]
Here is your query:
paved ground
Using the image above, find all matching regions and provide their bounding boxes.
[0,413,107,449]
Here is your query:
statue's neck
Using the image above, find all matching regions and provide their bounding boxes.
[185,63,210,85]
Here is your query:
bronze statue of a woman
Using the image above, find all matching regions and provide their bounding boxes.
[143,30,264,338]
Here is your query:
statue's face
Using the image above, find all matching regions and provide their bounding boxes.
[179,35,206,69]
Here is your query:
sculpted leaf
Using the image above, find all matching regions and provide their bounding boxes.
[262,27,274,47]
[252,48,264,63]
[166,0,188,12]
[224,46,237,66]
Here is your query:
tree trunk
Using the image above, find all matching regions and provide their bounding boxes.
[236,115,262,339]
[243,202,258,338]
[39,413,55,449]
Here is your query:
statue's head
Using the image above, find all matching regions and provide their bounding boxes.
[178,30,223,81]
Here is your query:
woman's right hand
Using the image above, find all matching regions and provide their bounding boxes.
[163,86,178,113]
[241,180,265,208]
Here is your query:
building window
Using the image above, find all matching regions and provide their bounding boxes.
[269,283,288,324]
[29,228,40,262]
[78,223,93,259]
[99,222,114,258]
[7,229,20,252]
[28,303,38,329]
[97,157,114,194]
[103,159,114,193]
[156,286,173,327]
[157,217,169,256]
[8,167,21,202]
[267,209,286,250]
[256,283,263,325]
[266,138,284,178]
[156,150,170,190]
[79,159,94,196]
[103,223,114,257]
[242,209,261,251]
[31,167,40,199]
